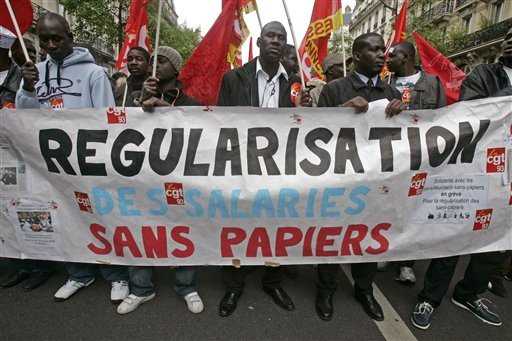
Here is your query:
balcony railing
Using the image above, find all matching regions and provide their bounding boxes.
[451,17,512,52]
[455,0,474,9]
[420,0,455,21]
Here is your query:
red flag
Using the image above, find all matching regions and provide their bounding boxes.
[299,0,343,81]
[248,36,253,62]
[180,0,248,105]
[391,0,408,46]
[115,0,152,71]
[413,32,466,104]
[0,0,33,35]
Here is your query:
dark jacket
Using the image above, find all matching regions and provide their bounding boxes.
[459,62,511,101]
[217,58,293,107]
[318,71,401,107]
[163,88,200,106]
[0,62,21,108]
[389,71,446,110]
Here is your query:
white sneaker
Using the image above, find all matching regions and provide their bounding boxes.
[54,278,95,301]
[117,293,156,314]
[184,292,204,314]
[111,280,130,302]
[396,266,416,284]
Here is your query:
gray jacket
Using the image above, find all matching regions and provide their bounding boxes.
[0,62,21,108]
[390,71,446,110]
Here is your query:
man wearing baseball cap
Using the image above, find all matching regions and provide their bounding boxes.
[309,53,346,107]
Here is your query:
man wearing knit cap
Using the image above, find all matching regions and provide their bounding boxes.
[139,45,199,108]
[117,45,203,316]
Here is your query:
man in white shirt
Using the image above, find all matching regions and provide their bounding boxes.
[217,21,295,318]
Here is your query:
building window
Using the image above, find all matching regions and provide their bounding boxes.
[463,15,471,32]
[493,2,502,24]
[58,4,66,16]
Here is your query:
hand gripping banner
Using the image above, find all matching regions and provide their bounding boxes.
[1,97,512,266]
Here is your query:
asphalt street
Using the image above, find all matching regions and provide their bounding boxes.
[0,257,511,341]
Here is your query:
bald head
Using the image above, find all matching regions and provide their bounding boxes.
[37,13,72,38]
[261,21,287,38]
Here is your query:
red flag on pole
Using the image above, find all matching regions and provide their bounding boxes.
[179,0,249,105]
[0,0,32,35]
[390,0,409,46]
[115,0,152,71]
[413,31,466,104]
[248,36,253,61]
[298,0,343,82]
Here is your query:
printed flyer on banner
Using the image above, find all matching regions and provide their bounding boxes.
[1,96,512,266]
[0,135,26,194]
[410,175,489,225]
[4,198,63,258]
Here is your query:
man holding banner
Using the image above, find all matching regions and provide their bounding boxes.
[217,21,295,317]
[316,33,404,322]
[410,28,512,331]
[15,13,128,303]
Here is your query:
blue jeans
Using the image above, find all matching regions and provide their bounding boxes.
[128,266,197,297]
[66,263,128,284]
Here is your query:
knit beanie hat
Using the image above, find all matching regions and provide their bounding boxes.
[153,46,183,72]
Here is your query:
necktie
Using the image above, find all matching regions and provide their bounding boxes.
[367,78,373,88]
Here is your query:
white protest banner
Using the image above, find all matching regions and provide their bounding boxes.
[1,97,512,266]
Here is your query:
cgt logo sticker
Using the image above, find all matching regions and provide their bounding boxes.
[473,209,493,231]
[408,172,427,197]
[164,183,185,205]
[74,192,93,213]
[106,107,127,124]
[486,147,505,173]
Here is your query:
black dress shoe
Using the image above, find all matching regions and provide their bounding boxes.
[23,271,52,291]
[219,291,241,317]
[315,293,334,321]
[488,278,507,298]
[263,286,295,311]
[0,271,30,288]
[355,291,384,321]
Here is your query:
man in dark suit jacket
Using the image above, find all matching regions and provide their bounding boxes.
[216,21,295,318]
[316,33,404,323]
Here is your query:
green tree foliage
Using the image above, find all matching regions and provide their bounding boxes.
[147,3,201,60]
[60,0,129,48]
[329,27,354,57]
[60,0,201,59]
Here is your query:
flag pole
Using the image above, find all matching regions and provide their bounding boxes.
[340,27,347,77]
[121,82,129,109]
[281,0,305,88]
[254,1,263,30]
[4,0,30,62]
[152,0,163,77]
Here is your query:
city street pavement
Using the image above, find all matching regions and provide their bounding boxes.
[0,257,511,341]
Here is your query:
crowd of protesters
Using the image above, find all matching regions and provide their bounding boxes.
[1,12,512,330]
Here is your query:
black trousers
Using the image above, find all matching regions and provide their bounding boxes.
[8,259,54,274]
[317,263,377,295]
[418,251,508,307]
[222,266,283,294]
[396,260,415,267]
